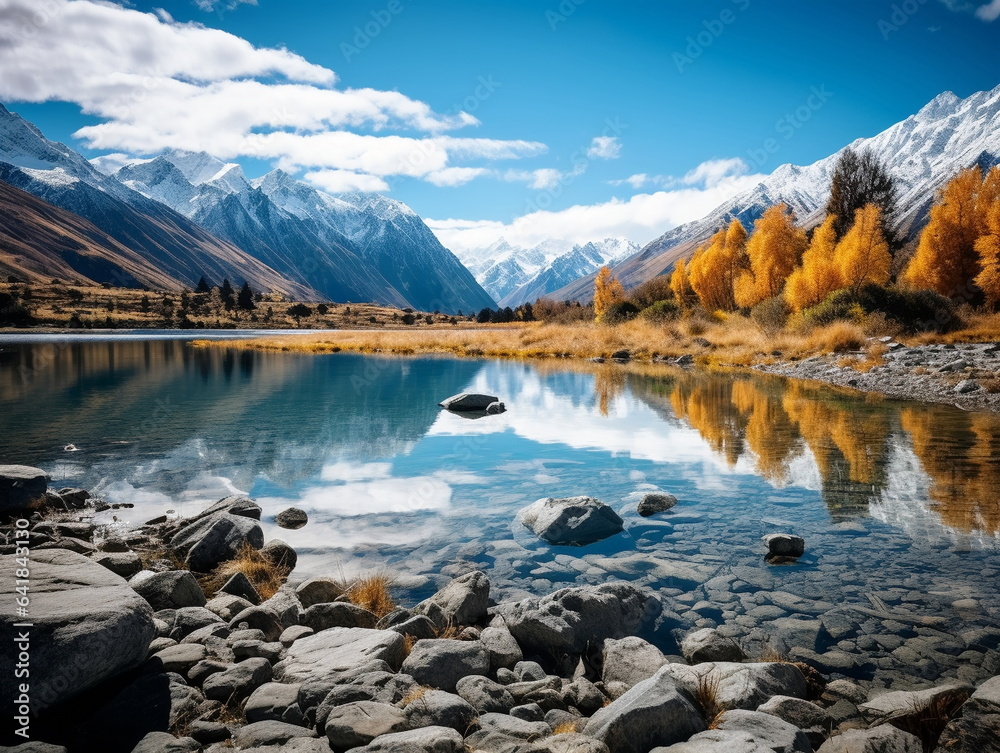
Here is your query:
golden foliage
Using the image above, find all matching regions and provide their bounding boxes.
[593,266,626,321]
[688,220,748,312]
[975,195,1000,306]
[669,258,695,308]
[785,215,843,312]
[734,204,807,309]
[834,204,891,292]
[343,574,396,618]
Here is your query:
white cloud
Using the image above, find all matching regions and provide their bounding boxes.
[303,169,390,193]
[425,167,492,187]
[975,0,1000,20]
[682,157,749,188]
[0,0,544,185]
[428,169,766,254]
[195,0,258,11]
[587,136,622,160]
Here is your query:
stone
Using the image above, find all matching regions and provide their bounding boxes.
[260,589,303,629]
[0,550,155,710]
[313,671,418,729]
[486,401,506,414]
[303,602,378,631]
[187,721,231,745]
[91,551,143,578]
[565,677,607,715]
[276,507,308,529]
[389,615,437,640]
[602,636,669,692]
[219,571,261,604]
[400,639,489,692]
[659,662,809,711]
[583,666,706,753]
[496,583,659,655]
[171,606,224,638]
[322,701,409,750]
[261,539,297,571]
[404,690,478,732]
[480,625,523,671]
[815,725,922,753]
[274,628,405,683]
[349,726,464,752]
[682,628,748,664]
[295,577,344,608]
[657,709,812,753]
[131,570,207,610]
[190,494,262,521]
[202,657,273,702]
[638,492,678,517]
[511,703,545,721]
[0,464,48,512]
[170,511,264,572]
[280,625,315,647]
[205,593,254,621]
[439,393,500,411]
[188,659,228,686]
[758,695,834,749]
[934,675,1000,753]
[148,644,207,675]
[245,682,305,724]
[763,534,805,559]
[413,570,490,627]
[533,734,610,753]
[228,606,283,642]
[955,379,979,394]
[130,732,200,753]
[456,675,516,713]
[859,682,972,725]
[469,713,550,744]
[518,496,625,545]
[232,720,317,748]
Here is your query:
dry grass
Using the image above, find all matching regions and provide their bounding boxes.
[908,311,1000,345]
[202,542,289,600]
[340,574,397,618]
[692,672,725,725]
[400,686,431,707]
[402,633,417,657]
[894,693,969,753]
[553,721,581,734]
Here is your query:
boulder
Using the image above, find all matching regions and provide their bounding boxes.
[295,577,344,608]
[187,721,231,745]
[261,539,298,571]
[934,675,1000,753]
[0,550,155,710]
[169,511,263,572]
[583,666,706,753]
[480,625,523,671]
[659,662,809,711]
[314,672,418,730]
[91,551,144,579]
[324,701,409,750]
[602,636,669,693]
[148,644,207,675]
[232,720,317,748]
[280,625,315,647]
[682,628,748,664]
[171,606,224,638]
[389,614,437,640]
[303,602,378,631]
[0,464,48,512]
[439,393,500,412]
[202,657,273,702]
[859,682,972,726]
[496,583,659,655]
[816,725,922,753]
[130,732,200,753]
[468,713,551,746]
[518,496,624,545]
[456,675,517,713]
[205,594,254,621]
[219,571,261,604]
[637,492,678,517]
[189,494,262,521]
[413,571,490,628]
[245,682,305,724]
[533,734,610,753]
[274,627,406,684]
[131,571,207,610]
[404,690,478,732]
[758,695,833,749]
[656,709,812,752]
[276,507,308,530]
[400,639,489,692]
[763,534,805,560]
[228,606,284,641]
[350,726,464,752]
[486,401,506,415]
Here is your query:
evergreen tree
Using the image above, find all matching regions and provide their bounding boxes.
[195,276,211,294]
[237,282,256,311]
[220,279,235,311]
[825,148,899,246]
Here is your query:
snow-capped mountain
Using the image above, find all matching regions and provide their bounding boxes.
[0,104,312,298]
[552,84,1000,302]
[105,150,495,313]
[457,237,638,307]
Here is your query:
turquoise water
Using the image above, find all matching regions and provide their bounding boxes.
[2,337,999,672]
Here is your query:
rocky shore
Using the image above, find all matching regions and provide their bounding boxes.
[754,340,1000,413]
[2,475,1000,753]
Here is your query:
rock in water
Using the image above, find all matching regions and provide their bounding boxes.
[275,507,308,530]
[0,464,48,512]
[0,550,155,709]
[636,492,677,517]
[438,393,500,412]
[518,496,624,545]
[763,533,805,560]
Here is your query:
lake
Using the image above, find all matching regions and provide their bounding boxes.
[2,335,999,678]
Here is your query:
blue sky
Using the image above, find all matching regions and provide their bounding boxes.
[2,0,999,253]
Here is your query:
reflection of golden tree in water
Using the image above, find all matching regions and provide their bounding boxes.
[594,366,627,416]
[669,378,748,466]
[901,407,1000,535]
[731,380,800,483]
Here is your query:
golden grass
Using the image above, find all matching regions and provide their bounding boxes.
[693,673,725,724]
[400,686,432,707]
[342,574,397,618]
[908,311,1000,345]
[202,542,290,600]
[553,721,580,734]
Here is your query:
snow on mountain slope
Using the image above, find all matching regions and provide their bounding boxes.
[551,83,1000,303]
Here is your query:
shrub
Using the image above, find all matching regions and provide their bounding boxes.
[802,284,958,333]
[628,276,675,309]
[401,313,416,325]
[600,300,640,324]
[750,295,790,334]
[640,299,681,322]
[0,292,33,327]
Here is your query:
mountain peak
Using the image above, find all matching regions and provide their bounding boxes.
[158,149,235,185]
[917,91,961,121]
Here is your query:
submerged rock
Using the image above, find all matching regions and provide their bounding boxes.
[763,533,805,560]
[637,492,677,517]
[275,507,308,530]
[518,496,624,545]
[438,393,500,412]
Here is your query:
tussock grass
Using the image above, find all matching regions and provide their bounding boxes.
[342,574,397,618]
[894,693,969,753]
[400,686,431,707]
[553,721,581,734]
[203,542,289,600]
[692,672,725,724]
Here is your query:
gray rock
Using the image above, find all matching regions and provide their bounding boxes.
[188,659,228,686]
[91,551,144,578]
[637,492,678,517]
[274,627,405,683]
[276,507,308,529]
[294,577,344,608]
[682,628,748,664]
[228,606,283,641]
[202,657,272,702]
[934,675,1000,753]
[2,743,68,753]
[324,701,409,750]
[400,639,489,692]
[532,734,610,753]
[565,677,607,715]
[187,720,231,745]
[303,601,377,631]
[147,637,178,656]
[148,644,207,675]
[583,666,706,753]
[261,539,297,571]
[245,682,305,724]
[404,689,478,732]
[180,622,229,645]
[131,570,207,610]
[456,675,516,713]
[763,534,805,559]
[816,725,922,753]
[219,571,261,604]
[171,606,224,638]
[205,593,254,621]
[0,550,154,710]
[189,494,262,521]
[515,661,548,681]
[511,703,545,721]
[350,726,464,752]
[413,570,490,627]
[659,662,809,711]
[0,464,48,512]
[955,379,980,394]
[170,511,264,572]
[481,625,524,671]
[496,583,659,655]
[486,401,506,414]
[130,732,200,753]
[280,625,315,647]
[656,709,812,752]
[602,636,668,692]
[472,712,551,740]
[259,589,303,629]
[758,695,833,749]
[313,671,417,729]
[232,639,283,663]
[439,393,500,411]
[389,614,438,640]
[232,720,316,748]
[859,682,972,725]
[518,496,625,545]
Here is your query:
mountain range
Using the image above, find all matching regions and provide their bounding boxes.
[0,104,493,313]
[550,84,1000,303]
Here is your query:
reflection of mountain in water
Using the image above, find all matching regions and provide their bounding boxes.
[0,341,484,494]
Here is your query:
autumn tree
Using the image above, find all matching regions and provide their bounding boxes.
[834,204,891,292]
[903,166,988,298]
[734,204,807,308]
[688,219,748,311]
[670,258,696,308]
[975,197,1000,307]
[785,215,843,312]
[825,148,899,246]
[593,266,626,321]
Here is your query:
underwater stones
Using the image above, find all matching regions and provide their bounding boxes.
[438,393,500,411]
[518,496,624,546]
[637,492,678,517]
[764,534,805,561]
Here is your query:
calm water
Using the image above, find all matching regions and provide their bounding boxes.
[2,337,999,650]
